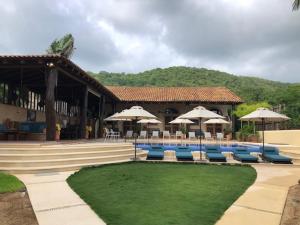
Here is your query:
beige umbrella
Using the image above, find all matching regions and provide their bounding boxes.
[169,118,194,124]
[240,108,290,155]
[204,118,230,124]
[112,106,157,160]
[104,112,132,121]
[138,119,161,144]
[138,119,161,124]
[179,106,224,160]
[204,118,230,137]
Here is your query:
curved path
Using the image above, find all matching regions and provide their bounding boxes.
[16,164,300,225]
[16,171,106,225]
[216,165,300,225]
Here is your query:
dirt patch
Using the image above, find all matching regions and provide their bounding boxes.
[0,190,38,225]
[281,183,300,225]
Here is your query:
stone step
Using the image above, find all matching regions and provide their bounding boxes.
[0,148,134,160]
[0,144,133,154]
[0,152,142,167]
[0,159,132,174]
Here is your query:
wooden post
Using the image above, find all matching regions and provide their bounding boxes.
[99,95,106,138]
[80,86,88,139]
[45,66,57,141]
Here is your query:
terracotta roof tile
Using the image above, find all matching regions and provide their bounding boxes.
[106,86,243,103]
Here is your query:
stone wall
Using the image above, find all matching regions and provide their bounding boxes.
[260,130,300,145]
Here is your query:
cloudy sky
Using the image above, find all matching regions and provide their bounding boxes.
[0,0,300,82]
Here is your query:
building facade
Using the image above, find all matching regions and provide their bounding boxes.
[0,55,242,141]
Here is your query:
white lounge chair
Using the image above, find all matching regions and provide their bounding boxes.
[151,131,159,139]
[216,133,225,142]
[175,131,183,139]
[125,130,133,139]
[188,132,196,140]
[163,130,171,140]
[139,130,147,139]
[204,132,213,141]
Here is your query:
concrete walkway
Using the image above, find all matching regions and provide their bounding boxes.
[16,172,106,225]
[15,164,300,225]
[216,165,300,225]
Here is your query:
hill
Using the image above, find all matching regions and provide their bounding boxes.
[88,66,288,103]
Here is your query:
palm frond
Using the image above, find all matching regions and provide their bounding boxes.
[293,0,300,11]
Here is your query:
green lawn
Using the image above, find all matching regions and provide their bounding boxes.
[67,162,256,225]
[0,172,24,193]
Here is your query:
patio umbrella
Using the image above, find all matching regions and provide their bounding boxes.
[104,112,132,121]
[204,118,230,136]
[240,108,289,155]
[137,119,161,144]
[112,106,157,160]
[179,106,224,160]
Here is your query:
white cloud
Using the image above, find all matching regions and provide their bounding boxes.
[0,0,299,82]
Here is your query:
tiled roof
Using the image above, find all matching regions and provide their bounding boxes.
[106,86,243,103]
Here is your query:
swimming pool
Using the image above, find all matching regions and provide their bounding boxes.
[136,143,262,153]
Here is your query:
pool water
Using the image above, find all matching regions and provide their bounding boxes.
[136,143,262,153]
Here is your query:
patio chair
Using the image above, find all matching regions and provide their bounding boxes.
[147,146,165,160]
[163,130,171,140]
[216,133,225,142]
[139,130,147,139]
[175,131,183,139]
[125,130,133,139]
[151,131,160,139]
[233,148,258,163]
[261,146,292,164]
[175,146,194,161]
[188,132,196,140]
[109,129,120,140]
[204,132,213,141]
[205,145,227,162]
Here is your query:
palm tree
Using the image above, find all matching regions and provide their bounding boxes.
[47,34,75,59]
[293,0,300,10]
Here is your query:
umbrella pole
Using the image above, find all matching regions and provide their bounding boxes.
[262,118,265,157]
[199,118,202,161]
[134,117,137,161]
[147,123,149,145]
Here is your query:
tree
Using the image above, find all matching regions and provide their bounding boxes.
[233,102,271,118]
[293,0,300,10]
[47,34,75,59]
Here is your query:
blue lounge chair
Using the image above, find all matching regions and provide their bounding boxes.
[262,146,292,164]
[233,148,258,163]
[147,146,164,160]
[205,145,226,162]
[175,146,193,161]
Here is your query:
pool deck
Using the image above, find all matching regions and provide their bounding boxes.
[216,164,300,225]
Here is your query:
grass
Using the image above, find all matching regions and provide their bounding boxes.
[67,162,256,225]
[0,172,24,193]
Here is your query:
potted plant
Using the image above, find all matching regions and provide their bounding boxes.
[86,125,92,139]
[55,123,61,141]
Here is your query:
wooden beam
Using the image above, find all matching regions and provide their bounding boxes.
[45,67,57,141]
[80,86,88,139]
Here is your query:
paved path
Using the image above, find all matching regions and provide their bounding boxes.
[16,172,106,225]
[216,165,300,225]
[16,164,300,225]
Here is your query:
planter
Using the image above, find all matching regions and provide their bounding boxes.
[246,135,259,143]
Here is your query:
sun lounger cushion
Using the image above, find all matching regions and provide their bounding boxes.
[233,148,258,162]
[262,147,292,163]
[205,147,226,161]
[147,146,165,159]
[175,146,193,160]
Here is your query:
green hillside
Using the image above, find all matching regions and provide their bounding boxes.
[88,66,288,103]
